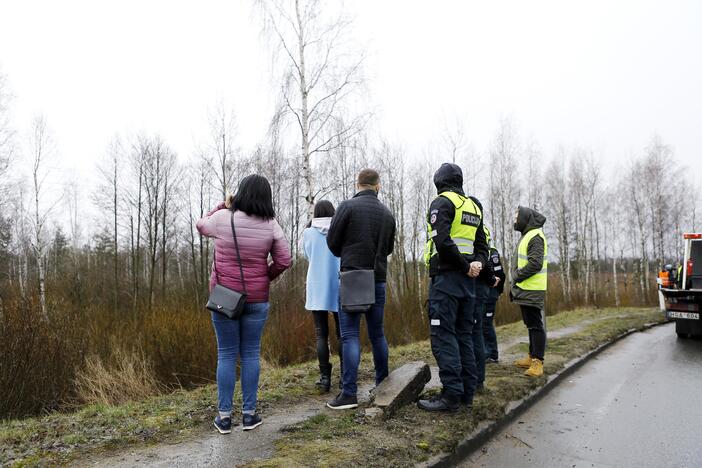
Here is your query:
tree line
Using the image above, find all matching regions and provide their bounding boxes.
[0,0,699,418]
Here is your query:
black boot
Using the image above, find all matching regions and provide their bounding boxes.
[316,364,332,393]
[417,391,460,413]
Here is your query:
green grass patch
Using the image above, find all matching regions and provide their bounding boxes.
[0,307,663,467]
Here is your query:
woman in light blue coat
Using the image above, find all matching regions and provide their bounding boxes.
[303,200,342,392]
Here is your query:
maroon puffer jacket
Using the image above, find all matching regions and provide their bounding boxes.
[196,202,292,303]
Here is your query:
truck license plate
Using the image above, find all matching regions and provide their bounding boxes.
[668,311,700,320]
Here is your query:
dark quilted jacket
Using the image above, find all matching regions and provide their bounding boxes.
[326,190,396,283]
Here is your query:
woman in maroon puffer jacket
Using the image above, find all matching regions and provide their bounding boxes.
[197,174,291,433]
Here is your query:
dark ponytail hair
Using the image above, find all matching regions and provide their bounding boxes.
[230,174,275,220]
[307,200,335,227]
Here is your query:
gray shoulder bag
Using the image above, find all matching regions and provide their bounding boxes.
[339,212,388,312]
[206,211,248,319]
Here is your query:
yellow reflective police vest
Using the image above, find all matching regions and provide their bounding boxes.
[516,228,547,291]
[483,224,492,249]
[424,191,482,265]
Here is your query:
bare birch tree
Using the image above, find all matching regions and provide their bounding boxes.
[257,0,368,218]
[544,150,571,301]
[440,115,467,165]
[487,118,522,280]
[625,158,650,295]
[203,104,239,199]
[643,135,673,267]
[27,116,56,320]
[95,137,122,312]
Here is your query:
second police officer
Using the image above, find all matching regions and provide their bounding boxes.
[417,163,489,412]
[473,224,502,390]
[483,242,505,364]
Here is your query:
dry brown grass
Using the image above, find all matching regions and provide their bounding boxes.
[1,264,657,420]
[74,346,164,406]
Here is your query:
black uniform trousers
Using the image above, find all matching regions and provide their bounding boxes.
[427,271,478,401]
[520,305,546,361]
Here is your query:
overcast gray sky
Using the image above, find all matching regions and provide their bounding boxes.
[1,0,700,187]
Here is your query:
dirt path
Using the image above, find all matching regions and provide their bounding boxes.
[83,383,374,468]
[85,316,616,467]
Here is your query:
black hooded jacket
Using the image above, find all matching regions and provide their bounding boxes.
[511,206,547,309]
[427,163,489,277]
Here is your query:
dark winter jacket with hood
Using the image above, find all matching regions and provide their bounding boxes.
[427,163,489,277]
[510,206,547,310]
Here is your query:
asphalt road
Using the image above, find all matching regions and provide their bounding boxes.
[461,323,702,468]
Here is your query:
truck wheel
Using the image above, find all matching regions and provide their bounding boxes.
[676,321,691,338]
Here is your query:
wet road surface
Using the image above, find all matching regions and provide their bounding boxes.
[461,323,702,468]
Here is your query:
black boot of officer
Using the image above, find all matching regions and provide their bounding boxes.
[417,389,461,412]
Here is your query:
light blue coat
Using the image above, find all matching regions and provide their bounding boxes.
[303,218,340,312]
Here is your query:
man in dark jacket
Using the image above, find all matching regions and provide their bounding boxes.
[511,206,548,377]
[326,168,396,410]
[417,163,489,413]
[483,246,505,363]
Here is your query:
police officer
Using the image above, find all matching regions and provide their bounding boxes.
[511,206,548,377]
[483,245,505,364]
[472,224,499,392]
[417,163,489,412]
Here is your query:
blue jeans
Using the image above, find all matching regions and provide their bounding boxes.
[211,302,269,414]
[482,288,500,360]
[473,281,488,385]
[338,282,389,397]
[428,272,477,400]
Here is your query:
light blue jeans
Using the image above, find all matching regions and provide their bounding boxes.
[211,302,269,414]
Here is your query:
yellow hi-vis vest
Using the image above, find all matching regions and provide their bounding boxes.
[424,191,482,265]
[484,224,492,249]
[516,228,548,291]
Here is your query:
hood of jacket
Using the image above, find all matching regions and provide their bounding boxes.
[311,217,332,235]
[514,206,546,234]
[433,163,465,195]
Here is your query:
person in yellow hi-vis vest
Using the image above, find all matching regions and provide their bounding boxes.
[511,206,548,377]
[417,163,489,413]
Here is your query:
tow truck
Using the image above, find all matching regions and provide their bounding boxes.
[658,233,702,338]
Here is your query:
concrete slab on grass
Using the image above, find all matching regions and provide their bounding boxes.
[372,361,431,418]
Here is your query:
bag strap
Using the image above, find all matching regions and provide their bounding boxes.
[213,246,220,285]
[230,210,248,294]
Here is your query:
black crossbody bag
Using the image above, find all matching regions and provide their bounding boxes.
[206,211,248,319]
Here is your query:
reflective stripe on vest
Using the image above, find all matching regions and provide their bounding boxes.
[516,228,548,291]
[424,192,482,265]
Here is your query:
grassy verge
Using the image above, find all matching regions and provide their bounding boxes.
[0,307,662,467]
[246,307,664,468]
